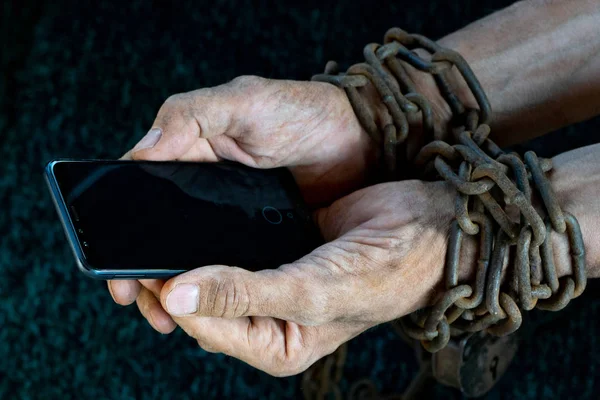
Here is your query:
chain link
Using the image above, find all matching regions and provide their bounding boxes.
[304,27,588,398]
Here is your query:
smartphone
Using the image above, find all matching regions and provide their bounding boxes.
[45,159,323,279]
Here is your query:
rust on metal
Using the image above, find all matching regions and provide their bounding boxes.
[525,151,566,233]
[307,26,588,399]
[454,212,493,310]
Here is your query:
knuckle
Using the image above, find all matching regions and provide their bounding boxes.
[200,275,250,318]
[161,92,201,118]
[229,74,266,89]
[157,93,188,122]
[163,93,187,109]
[160,88,218,134]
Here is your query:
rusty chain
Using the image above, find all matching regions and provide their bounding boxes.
[301,27,588,398]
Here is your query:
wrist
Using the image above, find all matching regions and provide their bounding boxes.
[418,181,481,307]
[446,145,600,297]
[401,46,488,143]
[549,145,600,278]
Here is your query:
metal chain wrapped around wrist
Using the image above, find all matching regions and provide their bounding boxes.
[311,27,587,354]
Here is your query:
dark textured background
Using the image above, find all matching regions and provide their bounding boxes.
[1,0,599,399]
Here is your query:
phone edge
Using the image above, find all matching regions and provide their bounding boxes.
[45,160,110,279]
[45,159,186,280]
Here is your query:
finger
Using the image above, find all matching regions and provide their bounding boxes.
[130,77,262,161]
[139,279,165,298]
[159,261,339,326]
[136,287,177,334]
[107,280,142,306]
[172,313,359,377]
[182,316,307,375]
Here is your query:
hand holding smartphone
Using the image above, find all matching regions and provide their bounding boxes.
[46,159,323,279]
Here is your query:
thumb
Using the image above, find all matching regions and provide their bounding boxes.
[130,78,255,161]
[160,263,336,326]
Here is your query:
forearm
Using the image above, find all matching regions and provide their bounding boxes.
[414,0,600,147]
[551,143,600,279]
[452,143,600,292]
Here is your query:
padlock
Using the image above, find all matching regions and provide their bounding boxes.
[431,331,520,397]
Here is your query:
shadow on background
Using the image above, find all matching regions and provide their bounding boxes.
[1,0,599,399]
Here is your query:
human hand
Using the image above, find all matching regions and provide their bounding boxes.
[129,143,600,376]
[108,76,379,332]
[144,180,457,376]
[124,76,378,206]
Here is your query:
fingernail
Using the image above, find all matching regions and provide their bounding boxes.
[166,283,199,316]
[132,128,162,153]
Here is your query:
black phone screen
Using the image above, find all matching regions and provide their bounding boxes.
[51,160,322,271]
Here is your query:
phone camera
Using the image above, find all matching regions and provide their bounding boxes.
[262,206,283,225]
